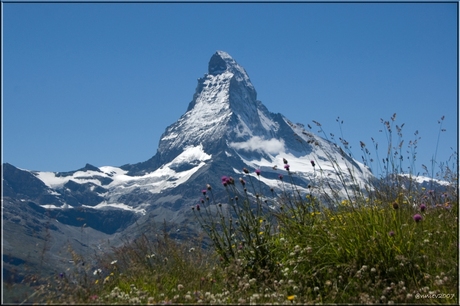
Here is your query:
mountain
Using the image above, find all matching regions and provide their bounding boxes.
[3,51,376,297]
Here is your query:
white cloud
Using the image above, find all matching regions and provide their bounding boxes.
[229,136,285,154]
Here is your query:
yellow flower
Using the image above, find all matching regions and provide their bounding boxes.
[259,231,264,235]
[95,279,99,284]
[287,295,295,300]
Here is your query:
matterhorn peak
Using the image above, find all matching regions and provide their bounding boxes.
[153,51,269,160]
[208,51,245,76]
[208,51,230,75]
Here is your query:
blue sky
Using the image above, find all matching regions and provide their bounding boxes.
[3,2,458,178]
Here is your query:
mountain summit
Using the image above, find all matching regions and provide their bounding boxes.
[153,51,277,165]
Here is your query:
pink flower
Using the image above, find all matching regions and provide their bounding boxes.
[255,169,261,176]
[413,214,422,222]
[284,164,290,171]
[311,160,315,167]
[278,174,283,180]
[420,204,427,212]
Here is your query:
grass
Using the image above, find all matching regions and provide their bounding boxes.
[8,114,458,304]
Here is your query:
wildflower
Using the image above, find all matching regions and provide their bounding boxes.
[284,164,290,171]
[111,260,118,265]
[388,231,395,237]
[93,268,102,275]
[392,202,399,209]
[202,189,207,195]
[255,169,261,176]
[287,295,295,300]
[311,160,315,167]
[278,174,284,180]
[196,204,200,211]
[177,284,184,291]
[188,247,195,253]
[59,272,64,278]
[228,177,234,185]
[243,167,249,174]
[413,214,423,222]
[420,204,427,212]
[283,158,288,164]
[239,177,246,186]
[207,184,212,190]
[221,176,229,186]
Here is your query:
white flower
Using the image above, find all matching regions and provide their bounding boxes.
[93,268,102,275]
[111,260,118,265]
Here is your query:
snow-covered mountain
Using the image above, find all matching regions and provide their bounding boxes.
[4,51,377,219]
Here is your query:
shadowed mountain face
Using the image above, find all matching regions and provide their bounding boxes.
[3,52,375,296]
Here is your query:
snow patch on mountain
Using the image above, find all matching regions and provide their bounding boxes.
[399,174,451,186]
[84,202,147,215]
[229,136,285,155]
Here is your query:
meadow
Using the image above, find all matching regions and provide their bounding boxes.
[9,115,458,304]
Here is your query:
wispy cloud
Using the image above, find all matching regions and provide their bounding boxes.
[229,136,285,154]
